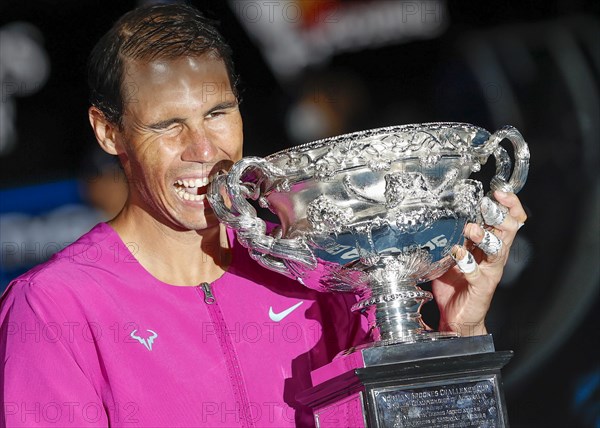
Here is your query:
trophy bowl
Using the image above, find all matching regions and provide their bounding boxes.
[208,122,529,345]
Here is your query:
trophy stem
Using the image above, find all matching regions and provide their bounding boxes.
[354,277,443,345]
[374,296,431,343]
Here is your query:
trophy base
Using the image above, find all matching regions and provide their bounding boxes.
[297,335,512,428]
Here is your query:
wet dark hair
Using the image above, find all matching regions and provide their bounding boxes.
[88,3,238,126]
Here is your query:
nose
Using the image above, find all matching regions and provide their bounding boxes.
[181,127,219,163]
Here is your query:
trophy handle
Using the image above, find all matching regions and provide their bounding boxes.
[207,157,316,280]
[480,125,530,194]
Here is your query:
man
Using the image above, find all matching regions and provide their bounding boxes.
[1,4,527,427]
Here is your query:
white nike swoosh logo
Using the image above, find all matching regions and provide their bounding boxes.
[268,301,304,322]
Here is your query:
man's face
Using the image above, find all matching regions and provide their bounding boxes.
[114,55,243,231]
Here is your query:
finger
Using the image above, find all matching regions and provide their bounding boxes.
[464,224,505,262]
[450,246,498,315]
[493,191,527,224]
[476,229,503,256]
[480,196,507,226]
[480,193,525,246]
[491,213,520,248]
[451,246,478,274]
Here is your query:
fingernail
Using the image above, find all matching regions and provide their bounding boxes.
[473,225,485,239]
[450,246,461,260]
[495,190,508,197]
[452,248,477,274]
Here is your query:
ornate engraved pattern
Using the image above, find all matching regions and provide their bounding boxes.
[268,122,488,181]
[390,207,456,233]
[384,173,438,208]
[453,179,484,220]
[307,196,354,233]
[351,290,433,312]
[369,250,433,284]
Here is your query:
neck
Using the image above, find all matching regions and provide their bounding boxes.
[108,204,231,286]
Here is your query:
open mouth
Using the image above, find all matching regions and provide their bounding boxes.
[174,178,210,202]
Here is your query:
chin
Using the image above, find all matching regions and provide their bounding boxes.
[177,216,221,232]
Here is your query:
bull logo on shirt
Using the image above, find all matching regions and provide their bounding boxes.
[130,329,158,351]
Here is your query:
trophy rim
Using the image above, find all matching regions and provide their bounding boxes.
[266,121,489,161]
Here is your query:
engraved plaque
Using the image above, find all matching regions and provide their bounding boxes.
[297,339,512,428]
[372,377,503,428]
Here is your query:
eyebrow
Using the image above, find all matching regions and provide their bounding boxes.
[146,118,185,130]
[206,100,239,115]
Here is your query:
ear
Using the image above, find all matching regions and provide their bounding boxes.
[88,106,121,155]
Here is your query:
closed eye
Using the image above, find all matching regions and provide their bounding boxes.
[147,118,185,131]
[205,101,238,119]
[206,110,225,119]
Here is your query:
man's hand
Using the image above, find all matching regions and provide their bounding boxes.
[432,191,528,337]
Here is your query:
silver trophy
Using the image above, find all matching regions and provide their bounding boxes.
[208,122,529,427]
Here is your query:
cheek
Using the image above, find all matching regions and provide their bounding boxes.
[124,140,178,184]
[208,117,243,159]
[226,115,244,159]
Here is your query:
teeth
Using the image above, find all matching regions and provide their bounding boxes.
[194,177,209,187]
[175,187,206,202]
[176,177,209,188]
